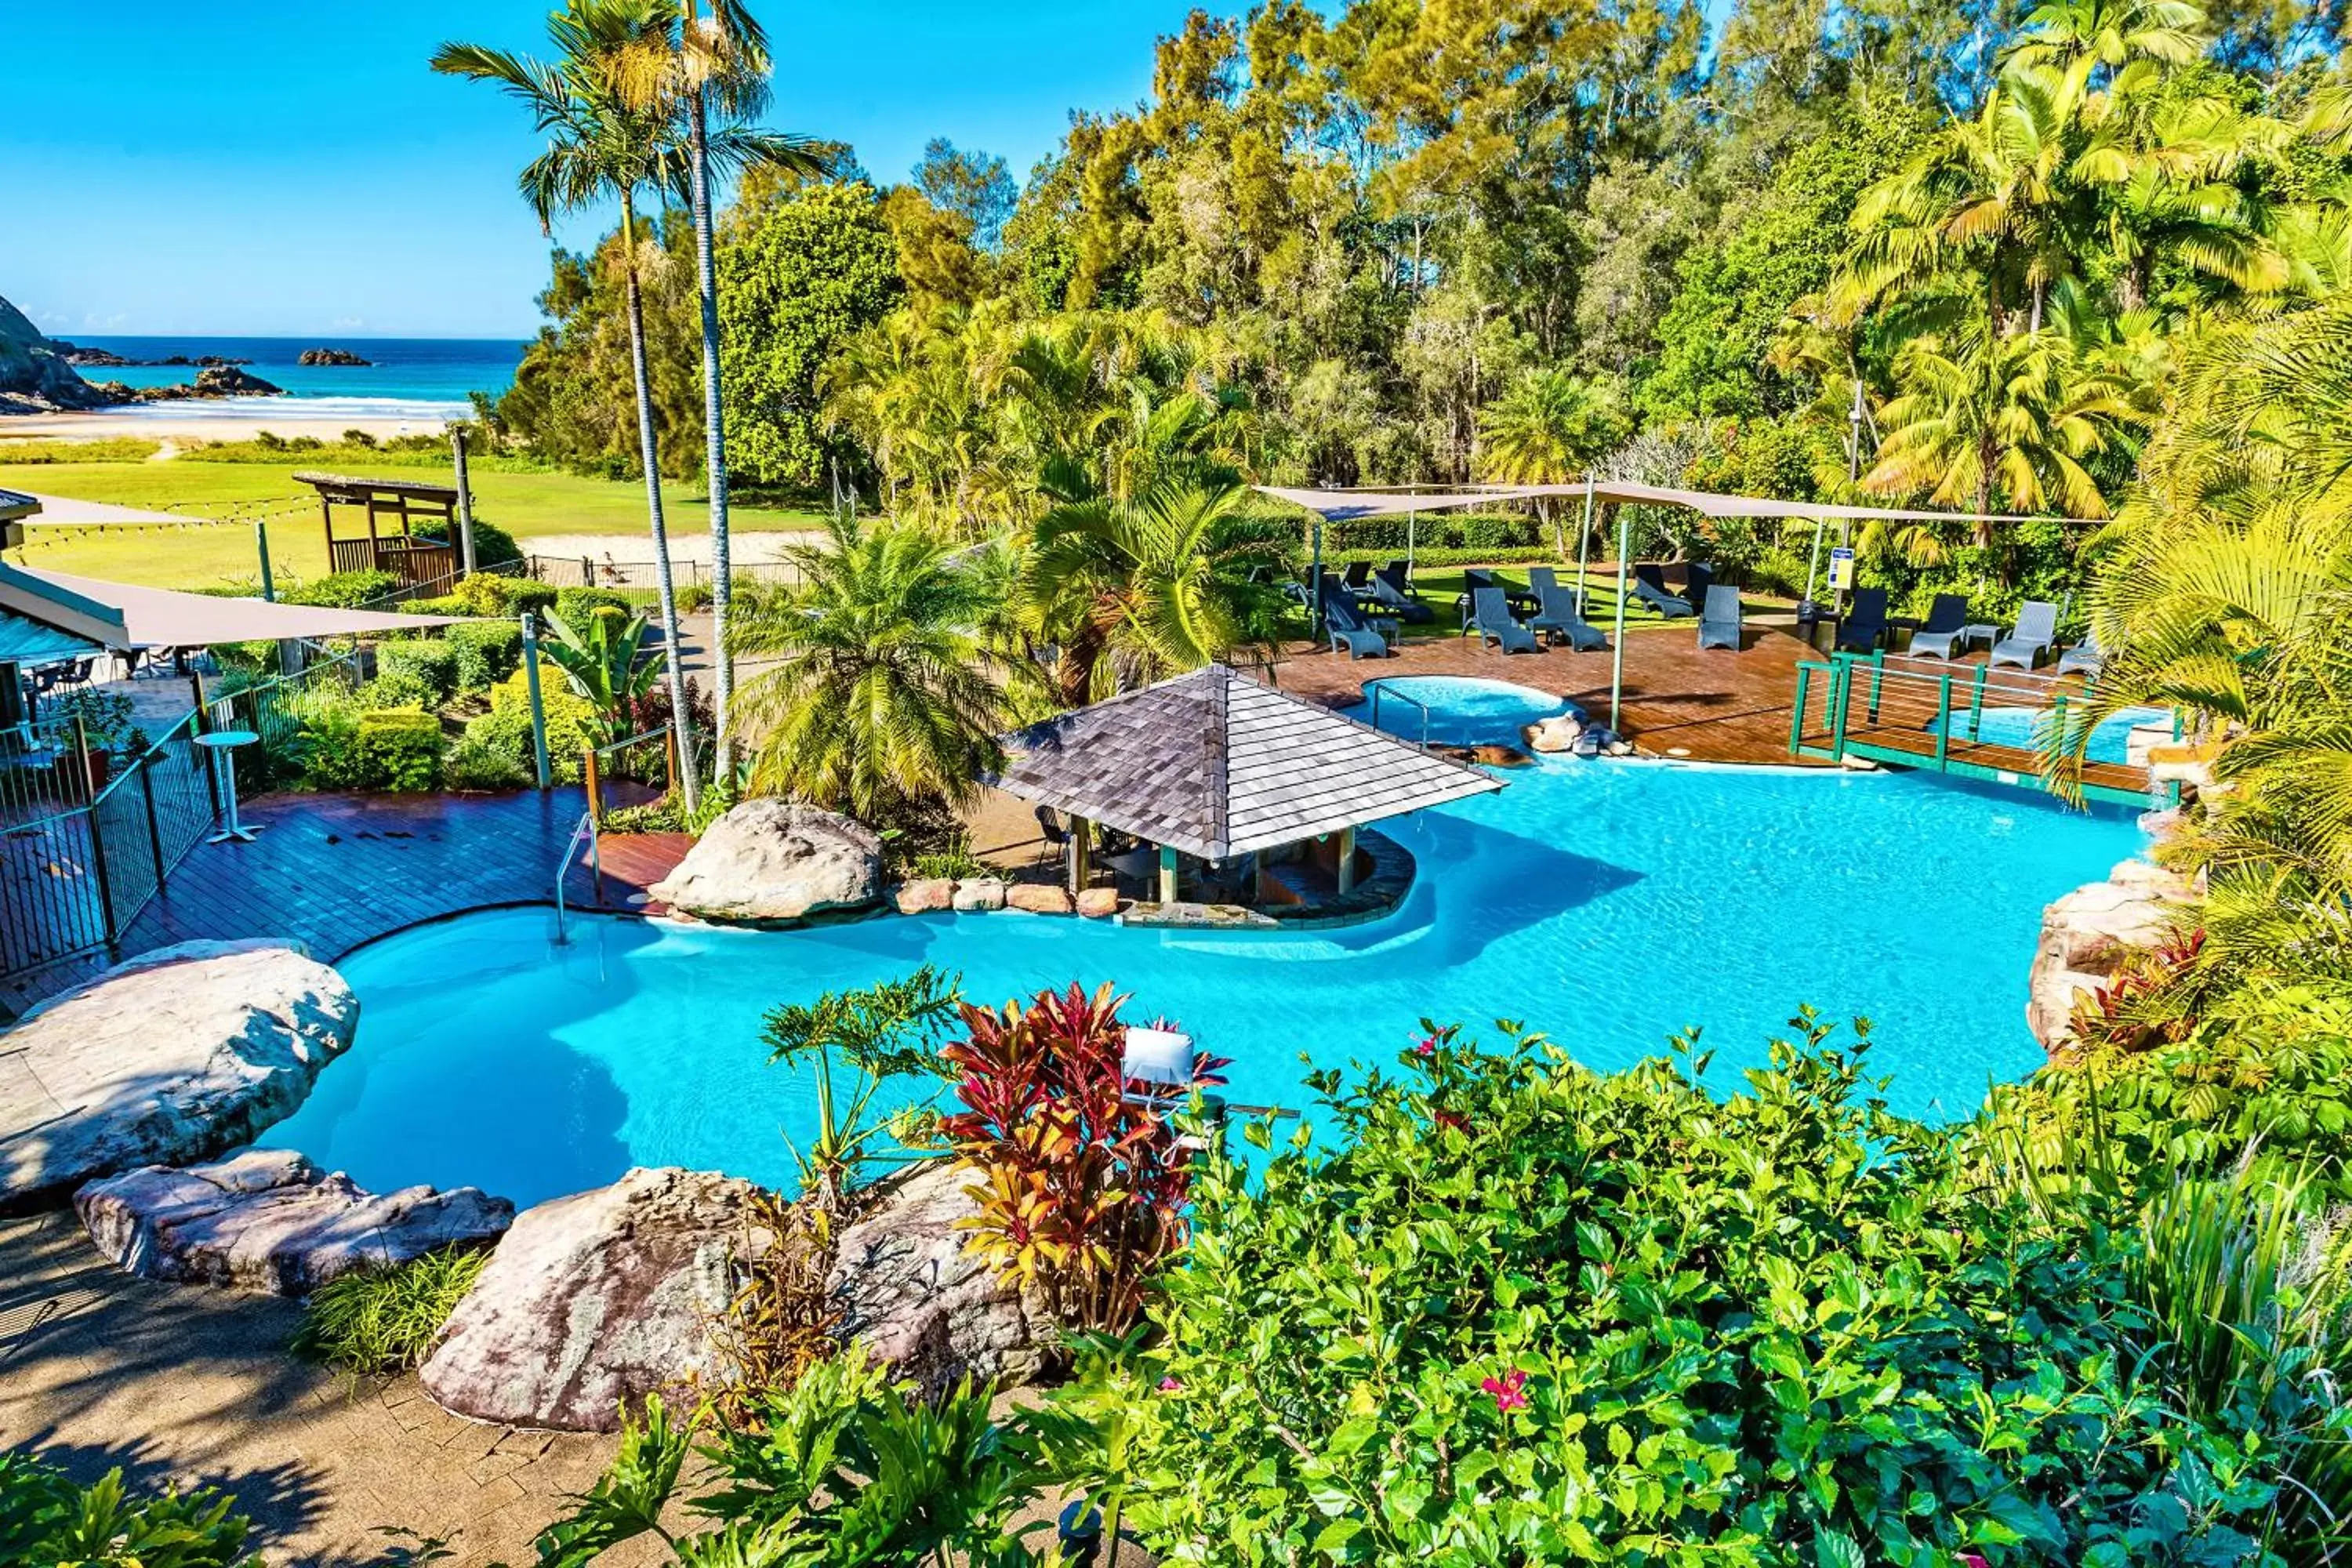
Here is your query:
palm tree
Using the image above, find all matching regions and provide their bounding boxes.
[433,0,703,810]
[732,515,1007,824]
[1474,368,1631,554]
[1864,311,2144,535]
[1023,468,1277,707]
[669,0,829,789]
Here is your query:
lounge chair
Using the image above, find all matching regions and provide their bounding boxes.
[1370,565,1435,623]
[1681,563,1715,612]
[1632,564,1694,619]
[1989,600,2060,670]
[1465,586,1539,653]
[1530,585,1608,651]
[2056,632,2106,679]
[1698,585,1744,651]
[1904,593,1973,659]
[1343,561,1373,596]
[1835,587,1890,654]
[1319,576,1393,659]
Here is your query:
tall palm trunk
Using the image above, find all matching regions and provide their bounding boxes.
[687,69,736,787]
[619,189,701,811]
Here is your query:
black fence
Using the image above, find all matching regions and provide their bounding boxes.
[524,554,807,591]
[0,710,218,979]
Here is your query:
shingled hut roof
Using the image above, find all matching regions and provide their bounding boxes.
[989,664,1503,860]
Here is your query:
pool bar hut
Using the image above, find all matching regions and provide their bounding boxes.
[294,471,467,590]
[989,662,1501,913]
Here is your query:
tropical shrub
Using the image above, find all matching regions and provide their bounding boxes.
[357,710,444,792]
[374,638,459,704]
[289,688,371,791]
[441,728,532,793]
[292,1247,488,1374]
[555,585,635,626]
[283,568,401,609]
[50,686,140,756]
[703,1189,842,1426]
[939,982,1222,1336]
[539,605,664,746]
[443,619,523,691]
[758,966,961,1210]
[1081,1014,2299,1564]
[0,1450,255,1567]
[534,1364,1047,1566]
[411,572,557,619]
[464,664,598,785]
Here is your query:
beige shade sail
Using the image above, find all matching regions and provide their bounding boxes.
[1257,481,2039,526]
[0,562,463,651]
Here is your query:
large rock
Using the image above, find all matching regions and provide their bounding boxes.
[419,1167,759,1432]
[1,941,358,1210]
[2027,858,2195,1051]
[1007,884,1074,916]
[648,800,882,924]
[0,292,108,412]
[894,878,954,915]
[951,877,1007,913]
[828,1163,1050,1397]
[74,1149,510,1294]
[1526,715,1581,754]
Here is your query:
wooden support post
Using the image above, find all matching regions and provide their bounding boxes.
[584,745,604,824]
[666,727,682,798]
[1336,826,1358,895]
[1067,815,1091,898]
[1157,844,1178,904]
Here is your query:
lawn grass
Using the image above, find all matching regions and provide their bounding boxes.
[0,459,828,590]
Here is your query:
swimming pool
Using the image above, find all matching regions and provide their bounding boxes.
[1346,676,1575,748]
[263,756,2148,1207]
[1927,704,2174,766]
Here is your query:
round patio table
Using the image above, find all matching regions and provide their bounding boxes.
[195,729,263,844]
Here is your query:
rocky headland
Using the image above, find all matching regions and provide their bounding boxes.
[298,347,372,366]
[1,292,284,412]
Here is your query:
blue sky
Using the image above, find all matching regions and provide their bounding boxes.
[7,1,1207,340]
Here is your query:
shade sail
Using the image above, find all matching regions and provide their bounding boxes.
[1256,480,2038,526]
[0,562,462,650]
[990,663,1502,860]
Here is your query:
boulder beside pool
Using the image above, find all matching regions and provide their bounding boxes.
[2027,857,2196,1051]
[74,1149,511,1294]
[0,940,359,1212]
[419,1166,760,1432]
[648,800,883,924]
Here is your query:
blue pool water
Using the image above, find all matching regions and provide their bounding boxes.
[1348,676,1575,747]
[1928,705,2173,766]
[264,758,2149,1208]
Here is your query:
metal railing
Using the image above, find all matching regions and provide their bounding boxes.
[1788,651,2177,808]
[1367,683,1435,750]
[584,725,677,826]
[524,554,808,591]
[552,808,601,944]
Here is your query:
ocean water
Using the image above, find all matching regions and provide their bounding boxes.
[262,748,2151,1208]
[65,336,525,423]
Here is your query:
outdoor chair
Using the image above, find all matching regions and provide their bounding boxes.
[1370,566,1435,623]
[1457,568,1537,626]
[1466,586,1540,654]
[1343,561,1374,595]
[2056,632,2106,680]
[1035,805,1070,865]
[1319,579,1394,659]
[1632,564,1694,619]
[1681,563,1716,612]
[1381,559,1418,593]
[1835,587,1890,654]
[1904,594,1973,659]
[1698,585,1744,652]
[1990,601,2060,670]
[1530,585,1608,651]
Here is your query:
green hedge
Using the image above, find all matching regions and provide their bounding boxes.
[358,710,444,792]
[284,569,401,609]
[445,621,523,691]
[1325,510,1551,554]
[376,640,458,704]
[555,586,636,625]
[1328,545,1561,568]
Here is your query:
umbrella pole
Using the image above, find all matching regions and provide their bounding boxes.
[1308,517,1323,641]
[1575,476,1595,610]
[1609,503,1632,734]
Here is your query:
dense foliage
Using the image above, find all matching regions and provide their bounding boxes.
[0,1453,255,1568]
[292,1247,490,1375]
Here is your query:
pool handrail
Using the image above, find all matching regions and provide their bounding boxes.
[552,808,602,945]
[1367,683,1435,750]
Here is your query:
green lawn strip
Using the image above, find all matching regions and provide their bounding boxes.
[0,459,827,590]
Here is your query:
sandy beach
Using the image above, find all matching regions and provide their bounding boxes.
[0,405,453,443]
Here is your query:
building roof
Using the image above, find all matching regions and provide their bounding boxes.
[0,610,102,666]
[990,663,1503,861]
[292,472,461,504]
[0,489,40,524]
[0,563,462,651]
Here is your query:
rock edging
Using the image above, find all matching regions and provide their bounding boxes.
[2027,853,2197,1051]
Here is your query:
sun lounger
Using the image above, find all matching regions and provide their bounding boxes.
[1370,567,1435,623]
[1989,600,2060,670]
[1466,586,1538,653]
[1904,593,1973,659]
[1632,564,1693,618]
[1530,585,1607,651]
[1319,575,1394,659]
[1681,563,1715,611]
[1835,587,1889,654]
[2056,632,2105,679]
[1698,585,1743,651]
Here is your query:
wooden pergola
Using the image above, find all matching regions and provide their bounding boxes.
[293,471,461,589]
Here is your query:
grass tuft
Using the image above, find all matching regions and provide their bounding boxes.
[292,1247,488,1374]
